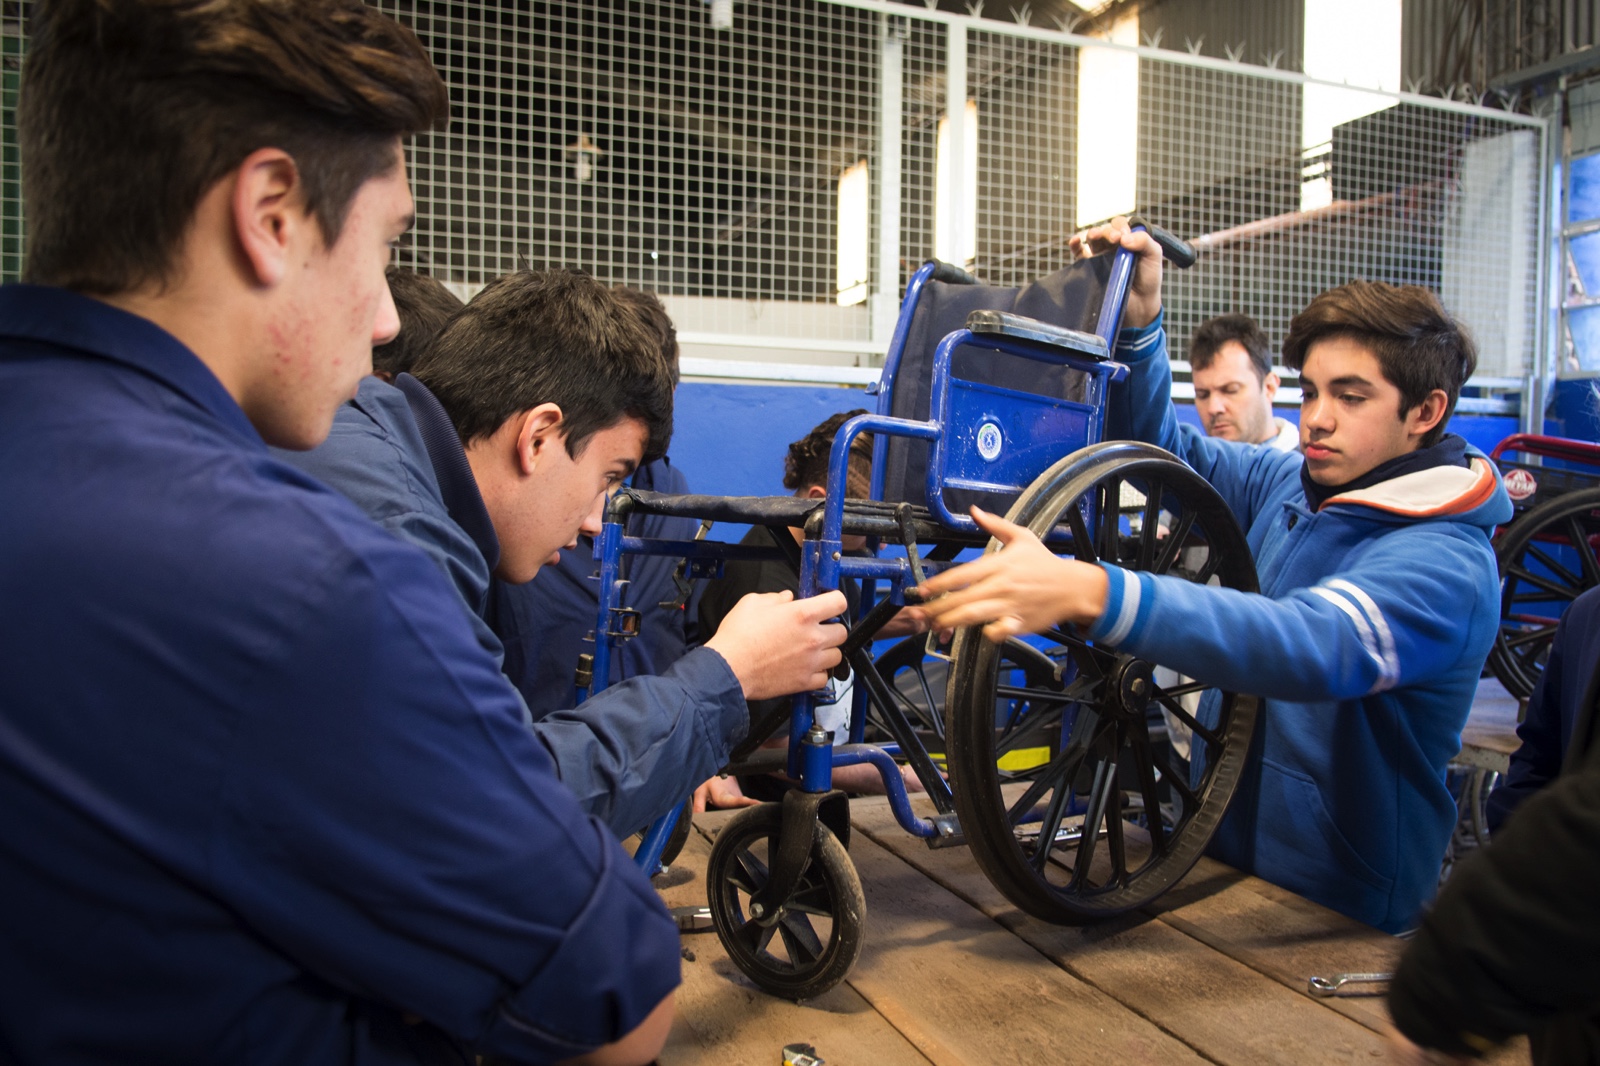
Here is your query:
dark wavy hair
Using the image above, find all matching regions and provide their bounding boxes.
[1189,313,1273,380]
[785,409,873,499]
[1282,281,1475,449]
[412,270,675,463]
[21,0,449,293]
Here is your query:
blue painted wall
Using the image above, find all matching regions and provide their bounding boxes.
[668,384,1531,497]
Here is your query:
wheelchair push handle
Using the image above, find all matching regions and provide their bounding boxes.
[1127,214,1197,269]
[928,259,980,286]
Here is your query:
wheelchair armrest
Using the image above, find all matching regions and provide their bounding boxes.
[965,309,1110,361]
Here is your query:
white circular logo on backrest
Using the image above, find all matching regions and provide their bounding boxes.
[977,421,1003,462]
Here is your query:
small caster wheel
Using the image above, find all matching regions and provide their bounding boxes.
[705,802,865,1000]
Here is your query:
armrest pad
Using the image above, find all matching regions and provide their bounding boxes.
[965,309,1110,361]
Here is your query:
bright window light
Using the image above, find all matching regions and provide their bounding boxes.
[935,99,978,266]
[1301,0,1401,211]
[836,159,870,306]
[1076,14,1139,228]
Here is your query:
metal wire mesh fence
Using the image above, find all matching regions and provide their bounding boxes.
[0,0,1548,388]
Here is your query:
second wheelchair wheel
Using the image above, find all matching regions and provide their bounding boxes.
[705,803,865,1000]
[1487,486,1600,700]
[945,441,1260,923]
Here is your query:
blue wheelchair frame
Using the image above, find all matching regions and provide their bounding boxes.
[595,239,1149,876]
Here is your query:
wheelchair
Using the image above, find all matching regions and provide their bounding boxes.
[1485,432,1600,700]
[590,220,1261,999]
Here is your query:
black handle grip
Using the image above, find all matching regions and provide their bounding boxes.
[928,259,980,285]
[1127,214,1197,269]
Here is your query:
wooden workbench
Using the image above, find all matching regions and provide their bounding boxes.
[1457,676,1524,775]
[657,797,1530,1066]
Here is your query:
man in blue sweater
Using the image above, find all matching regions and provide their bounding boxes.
[916,218,1512,933]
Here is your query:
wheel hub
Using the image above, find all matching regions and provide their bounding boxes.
[1109,657,1156,717]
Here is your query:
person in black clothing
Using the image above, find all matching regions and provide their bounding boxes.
[1386,585,1600,1065]
[696,410,928,804]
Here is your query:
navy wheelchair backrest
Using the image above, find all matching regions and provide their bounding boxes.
[877,252,1120,517]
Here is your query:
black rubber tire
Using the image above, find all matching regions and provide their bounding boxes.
[705,803,865,1001]
[1488,487,1600,700]
[944,441,1260,923]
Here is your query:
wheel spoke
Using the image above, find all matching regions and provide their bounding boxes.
[1005,709,1104,823]
[1153,688,1222,749]
[1071,754,1117,886]
[1138,479,1163,571]
[1568,516,1600,587]
[1067,502,1097,565]
[1502,623,1558,650]
[1153,678,1209,699]
[1029,774,1075,873]
[1097,478,1124,561]
[1127,719,1168,853]
[777,913,825,966]
[1152,509,1197,575]
[1103,778,1128,886]
[1507,563,1582,601]
[728,848,768,897]
[1523,542,1581,590]
[734,913,778,957]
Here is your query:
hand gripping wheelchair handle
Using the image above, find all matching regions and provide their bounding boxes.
[1127,214,1197,269]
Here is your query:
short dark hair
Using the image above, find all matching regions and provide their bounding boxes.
[785,409,873,499]
[412,270,674,463]
[372,267,462,380]
[20,0,449,294]
[613,287,680,387]
[1282,281,1475,449]
[1189,314,1273,380]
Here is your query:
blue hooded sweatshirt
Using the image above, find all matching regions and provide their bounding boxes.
[1090,315,1513,933]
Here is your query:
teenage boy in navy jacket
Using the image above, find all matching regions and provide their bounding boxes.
[915,218,1512,933]
[0,1,842,1061]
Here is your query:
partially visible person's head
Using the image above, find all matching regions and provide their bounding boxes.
[785,409,874,551]
[786,409,874,500]
[372,268,463,381]
[413,270,674,581]
[19,0,449,451]
[613,287,680,386]
[1189,314,1279,444]
[1283,281,1473,485]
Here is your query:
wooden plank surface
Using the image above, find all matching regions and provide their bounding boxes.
[851,798,1391,1065]
[1459,676,1523,764]
[659,796,1529,1065]
[654,826,934,1066]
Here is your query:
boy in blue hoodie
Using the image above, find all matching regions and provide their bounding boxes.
[915,218,1512,933]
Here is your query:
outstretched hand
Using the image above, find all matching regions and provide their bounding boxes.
[1068,214,1164,330]
[703,589,848,701]
[905,507,1110,643]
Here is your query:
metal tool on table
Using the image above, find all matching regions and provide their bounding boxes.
[782,1044,825,1066]
[671,905,713,933]
[1307,972,1394,997]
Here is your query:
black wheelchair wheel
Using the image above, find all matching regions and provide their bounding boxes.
[705,803,865,1001]
[944,441,1260,924]
[1488,487,1600,700]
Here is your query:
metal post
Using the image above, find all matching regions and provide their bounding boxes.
[943,21,968,267]
[872,14,906,353]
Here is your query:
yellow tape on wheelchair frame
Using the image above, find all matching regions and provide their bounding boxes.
[996,747,1052,772]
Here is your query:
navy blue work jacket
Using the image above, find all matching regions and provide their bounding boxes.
[277,376,747,835]
[0,285,679,1064]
